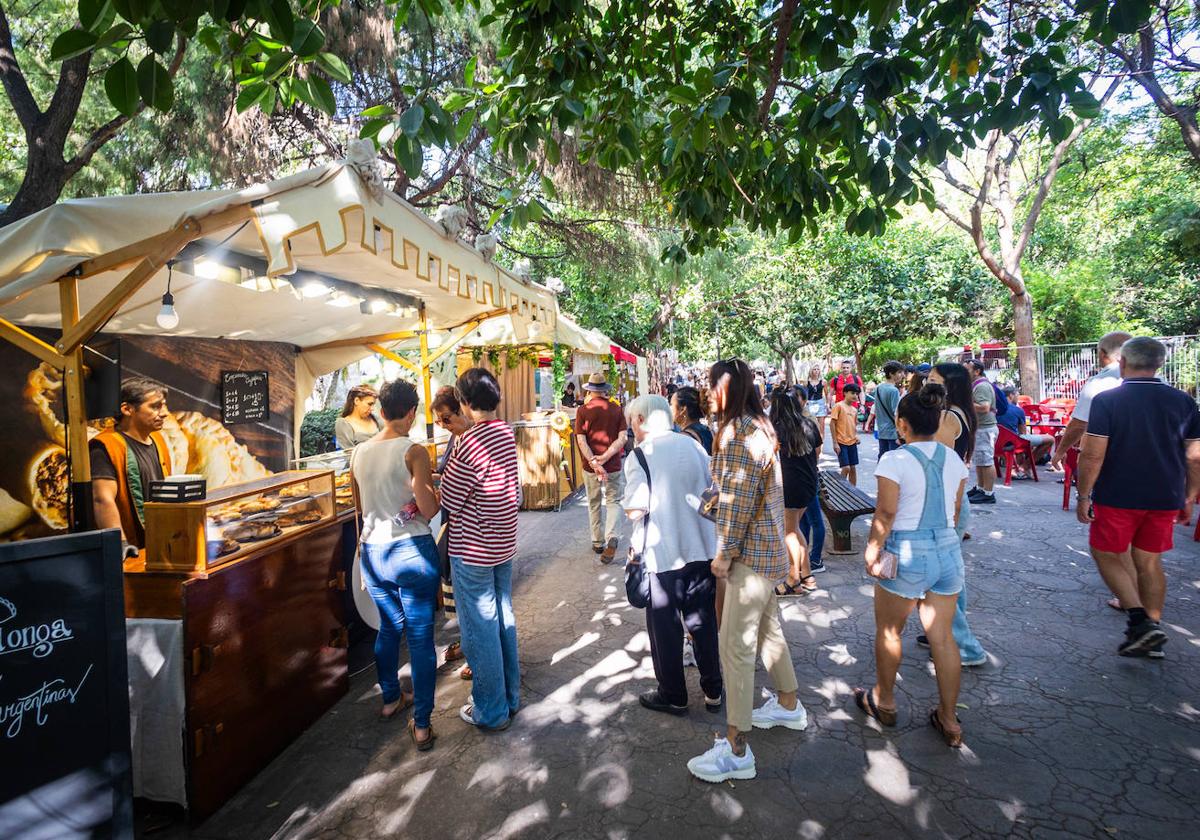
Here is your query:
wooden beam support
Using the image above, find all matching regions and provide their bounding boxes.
[418,305,435,443]
[59,278,95,532]
[56,226,195,355]
[0,318,67,367]
[426,316,491,368]
[368,343,419,375]
[307,330,419,353]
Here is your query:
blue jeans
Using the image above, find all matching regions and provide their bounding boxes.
[876,527,964,600]
[950,496,985,659]
[452,557,520,728]
[801,496,825,565]
[361,535,440,727]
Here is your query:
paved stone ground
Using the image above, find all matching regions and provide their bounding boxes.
[158,437,1200,840]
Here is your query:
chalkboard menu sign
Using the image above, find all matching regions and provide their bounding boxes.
[221,369,270,425]
[0,529,133,838]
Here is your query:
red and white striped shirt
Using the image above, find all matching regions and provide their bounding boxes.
[440,418,520,566]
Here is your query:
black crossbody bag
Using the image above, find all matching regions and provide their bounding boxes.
[624,448,652,608]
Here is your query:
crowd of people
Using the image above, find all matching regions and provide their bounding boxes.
[341,336,1200,783]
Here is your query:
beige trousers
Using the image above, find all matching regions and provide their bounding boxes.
[584,469,626,547]
[719,561,799,731]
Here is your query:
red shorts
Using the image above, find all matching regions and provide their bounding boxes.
[1089,504,1177,553]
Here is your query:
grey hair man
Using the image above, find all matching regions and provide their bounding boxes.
[1052,331,1133,469]
[1075,337,1200,658]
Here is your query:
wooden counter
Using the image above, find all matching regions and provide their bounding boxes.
[124,516,350,819]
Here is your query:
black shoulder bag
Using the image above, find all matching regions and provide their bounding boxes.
[624,448,652,609]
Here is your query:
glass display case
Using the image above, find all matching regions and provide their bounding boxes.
[291,451,353,513]
[144,470,336,573]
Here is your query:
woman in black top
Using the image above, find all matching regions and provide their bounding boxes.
[562,381,578,408]
[802,364,828,442]
[770,388,823,596]
[670,386,713,455]
[929,364,976,464]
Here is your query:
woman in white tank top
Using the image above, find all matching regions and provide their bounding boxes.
[349,380,440,750]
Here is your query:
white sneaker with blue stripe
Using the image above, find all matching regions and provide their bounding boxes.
[686,736,756,783]
[751,690,809,730]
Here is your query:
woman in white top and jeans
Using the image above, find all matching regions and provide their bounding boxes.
[350,380,440,750]
[622,395,723,715]
[855,384,968,748]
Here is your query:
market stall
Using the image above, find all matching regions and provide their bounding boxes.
[0,144,559,818]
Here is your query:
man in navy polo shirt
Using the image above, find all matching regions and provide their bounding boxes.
[1076,337,1200,658]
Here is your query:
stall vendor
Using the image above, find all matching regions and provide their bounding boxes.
[89,377,172,550]
[335,384,382,449]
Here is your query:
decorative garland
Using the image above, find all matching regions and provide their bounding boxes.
[471,346,483,365]
[552,343,570,394]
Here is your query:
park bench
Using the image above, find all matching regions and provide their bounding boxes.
[818,469,876,554]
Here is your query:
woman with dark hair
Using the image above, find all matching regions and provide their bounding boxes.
[854,386,968,748]
[769,388,823,597]
[671,386,713,455]
[925,364,989,667]
[686,359,806,784]
[439,368,522,731]
[430,385,473,678]
[335,384,381,449]
[349,380,440,749]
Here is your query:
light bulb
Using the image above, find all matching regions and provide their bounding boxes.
[300,279,330,298]
[194,259,222,280]
[156,292,179,329]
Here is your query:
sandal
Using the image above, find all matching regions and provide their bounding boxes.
[459,664,473,680]
[929,708,963,748]
[800,574,819,592]
[774,580,805,597]
[408,719,437,752]
[380,690,413,721]
[853,686,897,727]
[445,641,465,662]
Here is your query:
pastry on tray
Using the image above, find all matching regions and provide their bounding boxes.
[277,510,322,527]
[209,506,241,524]
[224,521,282,542]
[238,497,281,514]
[207,538,241,558]
[277,484,310,499]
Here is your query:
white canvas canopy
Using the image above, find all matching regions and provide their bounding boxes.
[0,145,568,474]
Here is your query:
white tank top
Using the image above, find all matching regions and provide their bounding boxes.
[349,436,432,544]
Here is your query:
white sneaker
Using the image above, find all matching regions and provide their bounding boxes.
[683,638,697,668]
[751,690,808,731]
[686,736,756,783]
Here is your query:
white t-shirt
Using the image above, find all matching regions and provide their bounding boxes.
[874,442,969,530]
[622,431,717,574]
[350,436,432,544]
[1072,363,1121,423]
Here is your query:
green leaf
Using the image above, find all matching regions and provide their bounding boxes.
[1035,17,1052,39]
[442,91,474,112]
[50,28,98,61]
[1013,31,1034,49]
[236,81,272,113]
[359,117,392,140]
[454,109,476,143]
[824,100,846,119]
[145,20,174,53]
[464,55,477,88]
[94,21,133,51]
[103,56,138,116]
[136,54,173,111]
[540,175,557,200]
[79,0,114,32]
[563,98,585,117]
[399,104,425,137]
[316,52,352,84]
[362,103,396,118]
[393,134,424,177]
[710,95,730,119]
[266,0,296,43]
[544,135,561,166]
[291,19,324,58]
[667,85,698,106]
[307,75,336,115]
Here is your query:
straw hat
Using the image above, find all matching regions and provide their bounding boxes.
[583,371,611,392]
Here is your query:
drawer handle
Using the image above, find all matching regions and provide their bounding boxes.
[190,643,224,676]
[193,723,224,757]
[327,571,347,591]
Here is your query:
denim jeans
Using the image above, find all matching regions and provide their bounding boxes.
[452,557,520,728]
[361,535,440,728]
[950,496,986,660]
[801,496,825,565]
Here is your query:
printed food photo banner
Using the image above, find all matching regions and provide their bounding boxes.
[0,328,296,543]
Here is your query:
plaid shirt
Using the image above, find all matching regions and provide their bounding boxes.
[712,415,788,582]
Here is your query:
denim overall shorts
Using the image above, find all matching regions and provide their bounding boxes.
[877,443,965,600]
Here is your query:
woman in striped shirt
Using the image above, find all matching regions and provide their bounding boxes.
[439,368,522,731]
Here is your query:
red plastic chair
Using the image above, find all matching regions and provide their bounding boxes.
[1024,405,1043,424]
[994,426,1038,487]
[1061,447,1079,511]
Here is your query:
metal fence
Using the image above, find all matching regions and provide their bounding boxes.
[966,336,1200,400]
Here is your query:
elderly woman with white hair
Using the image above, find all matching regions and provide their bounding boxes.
[622,394,724,716]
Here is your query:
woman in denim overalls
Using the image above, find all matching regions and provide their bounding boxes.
[854,387,968,748]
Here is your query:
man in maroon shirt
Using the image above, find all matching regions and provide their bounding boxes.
[575,372,628,562]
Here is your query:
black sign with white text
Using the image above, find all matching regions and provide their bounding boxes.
[221,369,270,425]
[0,529,132,838]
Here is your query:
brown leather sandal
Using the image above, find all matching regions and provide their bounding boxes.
[408,719,436,752]
[853,686,897,727]
[459,664,473,680]
[445,641,465,662]
[929,708,963,748]
[380,690,413,721]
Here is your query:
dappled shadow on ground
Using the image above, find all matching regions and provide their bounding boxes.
[166,439,1200,840]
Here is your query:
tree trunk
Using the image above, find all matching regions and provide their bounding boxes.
[0,148,75,226]
[1011,290,1040,400]
[782,352,796,385]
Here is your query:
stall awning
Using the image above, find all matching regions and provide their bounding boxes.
[0,147,558,357]
[610,343,639,365]
[452,311,612,356]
